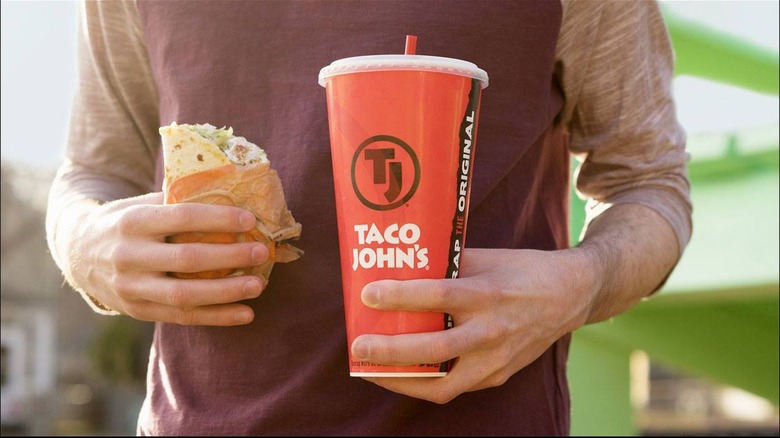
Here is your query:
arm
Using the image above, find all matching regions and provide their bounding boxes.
[352,0,692,403]
[561,0,692,308]
[577,203,680,324]
[47,1,269,325]
[47,0,159,314]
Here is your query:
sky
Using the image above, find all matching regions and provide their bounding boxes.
[1,0,778,169]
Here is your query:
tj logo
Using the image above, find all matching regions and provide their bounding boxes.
[364,148,402,203]
[351,135,420,211]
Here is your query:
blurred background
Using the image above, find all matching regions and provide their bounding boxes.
[1,0,778,435]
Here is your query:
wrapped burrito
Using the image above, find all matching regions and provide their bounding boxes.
[160,122,302,281]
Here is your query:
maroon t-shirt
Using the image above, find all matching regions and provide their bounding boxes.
[137,0,570,434]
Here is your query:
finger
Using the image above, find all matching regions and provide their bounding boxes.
[135,275,265,308]
[364,375,452,403]
[127,301,256,326]
[363,356,488,404]
[120,203,257,236]
[165,241,270,274]
[117,241,269,274]
[351,325,479,367]
[361,278,475,313]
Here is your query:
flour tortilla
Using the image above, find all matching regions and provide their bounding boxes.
[160,122,302,281]
[160,123,232,190]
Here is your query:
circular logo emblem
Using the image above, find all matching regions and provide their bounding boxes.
[351,135,420,211]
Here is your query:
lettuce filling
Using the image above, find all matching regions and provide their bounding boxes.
[181,123,268,167]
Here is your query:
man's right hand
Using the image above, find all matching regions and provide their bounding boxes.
[54,192,269,326]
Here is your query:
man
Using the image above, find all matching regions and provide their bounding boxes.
[47,0,691,434]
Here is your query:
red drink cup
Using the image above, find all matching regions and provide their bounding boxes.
[319,40,488,377]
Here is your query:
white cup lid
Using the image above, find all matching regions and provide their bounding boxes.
[318,54,489,89]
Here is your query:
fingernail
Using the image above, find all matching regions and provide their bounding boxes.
[252,245,269,264]
[234,308,254,324]
[352,339,370,360]
[361,285,379,308]
[243,278,262,298]
[240,212,256,230]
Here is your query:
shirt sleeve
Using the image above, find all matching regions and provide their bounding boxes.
[556,0,693,255]
[46,0,160,268]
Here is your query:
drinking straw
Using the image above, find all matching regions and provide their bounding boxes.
[405,35,417,55]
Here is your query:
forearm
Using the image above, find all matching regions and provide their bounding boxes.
[46,160,153,314]
[49,197,121,314]
[575,203,680,324]
[46,161,146,270]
